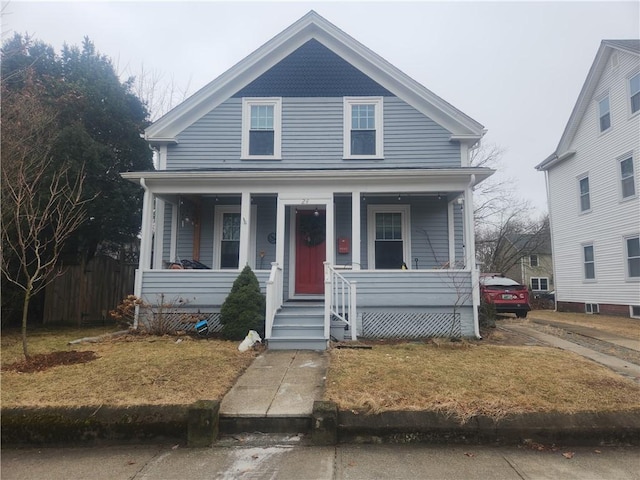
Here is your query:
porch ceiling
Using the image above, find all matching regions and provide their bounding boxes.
[122,167,494,195]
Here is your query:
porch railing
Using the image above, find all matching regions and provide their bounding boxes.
[265,262,283,339]
[324,262,357,341]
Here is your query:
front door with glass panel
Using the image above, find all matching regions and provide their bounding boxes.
[295,210,326,294]
[220,212,240,269]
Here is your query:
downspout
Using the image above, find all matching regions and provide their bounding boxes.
[466,174,482,339]
[544,169,559,311]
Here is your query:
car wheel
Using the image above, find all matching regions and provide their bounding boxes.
[516,310,528,318]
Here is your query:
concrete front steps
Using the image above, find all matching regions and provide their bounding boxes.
[267,301,328,350]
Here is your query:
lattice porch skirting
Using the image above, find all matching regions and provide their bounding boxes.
[362,311,461,338]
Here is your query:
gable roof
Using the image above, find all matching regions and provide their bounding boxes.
[536,39,640,171]
[145,11,485,144]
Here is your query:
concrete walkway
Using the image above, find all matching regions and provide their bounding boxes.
[500,322,640,382]
[220,350,328,418]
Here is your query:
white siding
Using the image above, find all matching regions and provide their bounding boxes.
[548,49,640,307]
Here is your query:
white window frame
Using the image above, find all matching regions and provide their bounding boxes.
[629,71,640,116]
[618,154,636,201]
[585,303,599,314]
[367,204,410,270]
[624,234,640,281]
[597,93,611,133]
[630,305,640,319]
[241,97,282,160]
[529,254,539,267]
[530,277,549,291]
[343,96,384,159]
[582,243,596,282]
[577,173,591,213]
[213,205,257,269]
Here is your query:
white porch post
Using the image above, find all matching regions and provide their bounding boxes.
[463,184,481,338]
[153,199,165,269]
[238,191,252,268]
[448,200,455,267]
[138,179,154,272]
[275,195,286,267]
[326,195,335,266]
[351,191,361,270]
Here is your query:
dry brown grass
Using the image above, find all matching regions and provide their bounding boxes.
[528,310,640,339]
[1,327,258,407]
[325,342,640,421]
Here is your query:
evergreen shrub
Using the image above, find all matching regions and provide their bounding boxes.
[220,265,266,340]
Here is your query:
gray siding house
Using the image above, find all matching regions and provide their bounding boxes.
[123,11,493,349]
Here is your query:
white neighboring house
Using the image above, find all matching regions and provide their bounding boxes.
[536,40,640,318]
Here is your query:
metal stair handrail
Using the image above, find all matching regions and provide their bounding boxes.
[324,262,357,341]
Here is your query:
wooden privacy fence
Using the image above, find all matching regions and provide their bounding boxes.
[44,255,136,325]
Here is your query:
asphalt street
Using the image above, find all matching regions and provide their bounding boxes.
[3,441,639,480]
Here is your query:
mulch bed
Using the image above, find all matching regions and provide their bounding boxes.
[3,351,98,373]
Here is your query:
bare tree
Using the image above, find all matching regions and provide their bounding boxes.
[1,75,90,359]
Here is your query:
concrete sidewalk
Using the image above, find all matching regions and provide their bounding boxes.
[529,317,640,352]
[220,350,328,418]
[500,323,640,382]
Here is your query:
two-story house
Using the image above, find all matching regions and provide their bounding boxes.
[503,232,554,296]
[123,11,493,348]
[536,40,640,318]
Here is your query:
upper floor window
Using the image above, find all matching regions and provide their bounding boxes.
[241,98,282,159]
[344,97,383,159]
[619,156,636,199]
[529,254,539,267]
[598,96,611,132]
[579,175,591,212]
[583,244,595,280]
[626,236,640,279]
[630,73,640,114]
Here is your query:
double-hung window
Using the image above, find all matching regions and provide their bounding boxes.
[367,205,410,269]
[619,156,636,199]
[344,97,383,159]
[583,244,595,280]
[626,236,640,279]
[579,175,591,212]
[630,73,640,115]
[529,254,539,267]
[530,277,549,291]
[241,98,282,159]
[598,95,611,132]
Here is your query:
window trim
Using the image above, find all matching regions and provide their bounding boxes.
[530,277,549,291]
[624,234,640,281]
[241,97,282,160]
[630,305,640,319]
[582,242,596,282]
[577,173,591,213]
[628,71,640,117]
[529,254,539,267]
[597,93,611,133]
[367,204,411,270]
[212,205,257,269]
[617,154,636,201]
[343,96,384,160]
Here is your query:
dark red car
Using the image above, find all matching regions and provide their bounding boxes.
[479,274,531,318]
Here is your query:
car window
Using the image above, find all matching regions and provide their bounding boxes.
[480,277,521,287]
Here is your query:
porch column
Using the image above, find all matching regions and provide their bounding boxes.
[153,198,165,269]
[276,195,286,267]
[138,179,154,271]
[448,200,455,267]
[464,184,481,338]
[326,194,335,265]
[238,191,252,268]
[351,191,361,270]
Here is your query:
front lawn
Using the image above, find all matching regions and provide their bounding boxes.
[325,341,640,421]
[1,327,258,407]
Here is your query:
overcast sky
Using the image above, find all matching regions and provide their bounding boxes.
[3,1,639,214]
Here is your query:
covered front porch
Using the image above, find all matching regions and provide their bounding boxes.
[123,168,492,347]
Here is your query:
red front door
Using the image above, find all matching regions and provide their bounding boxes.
[295,210,326,294]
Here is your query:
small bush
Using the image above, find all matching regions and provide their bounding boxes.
[220,266,266,340]
[479,301,497,328]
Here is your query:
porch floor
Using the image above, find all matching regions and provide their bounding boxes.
[219,350,328,432]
